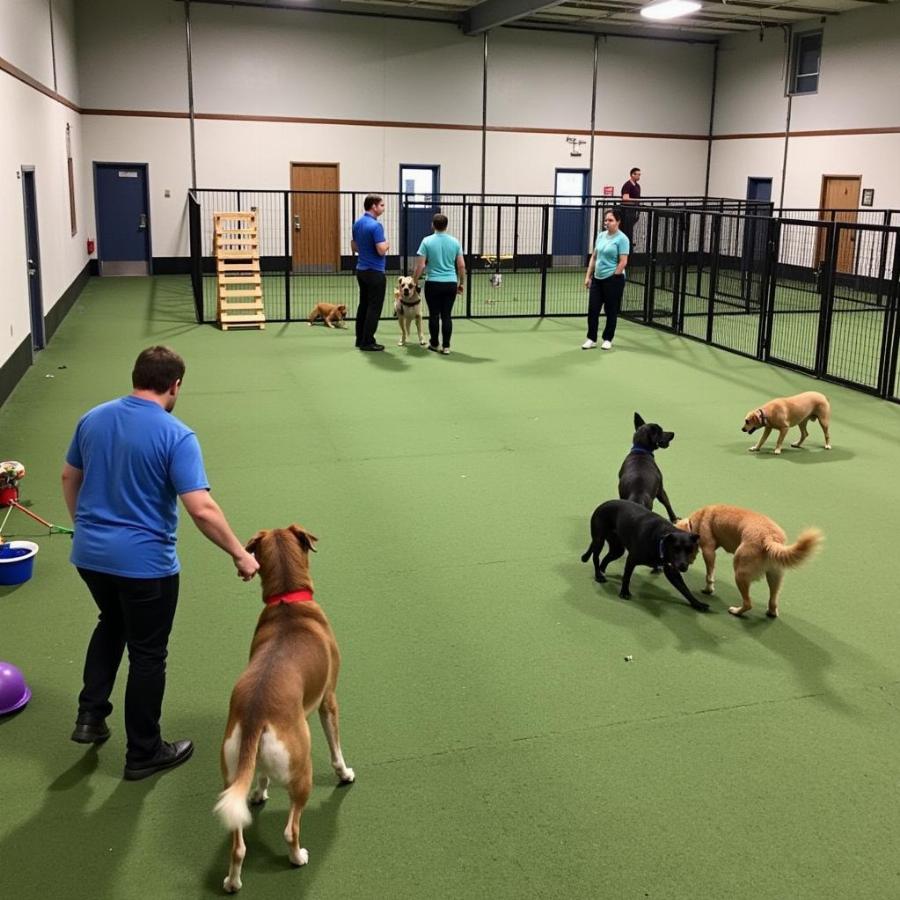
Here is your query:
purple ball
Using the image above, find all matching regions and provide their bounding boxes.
[0,661,31,715]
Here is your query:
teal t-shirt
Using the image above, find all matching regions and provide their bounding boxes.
[593,230,630,280]
[416,232,462,282]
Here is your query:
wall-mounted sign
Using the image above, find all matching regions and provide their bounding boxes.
[861,188,874,207]
[603,185,615,197]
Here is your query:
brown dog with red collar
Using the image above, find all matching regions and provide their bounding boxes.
[742,391,831,455]
[215,525,354,894]
[308,303,347,328]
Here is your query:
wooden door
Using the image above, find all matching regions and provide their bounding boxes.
[817,175,861,273]
[290,163,340,272]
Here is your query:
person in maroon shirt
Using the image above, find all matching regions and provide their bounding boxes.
[620,167,641,247]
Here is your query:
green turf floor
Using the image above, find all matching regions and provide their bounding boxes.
[2,275,900,899]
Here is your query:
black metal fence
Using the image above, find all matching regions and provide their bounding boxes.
[188,191,900,402]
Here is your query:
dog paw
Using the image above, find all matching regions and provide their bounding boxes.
[790,441,802,448]
[289,848,309,867]
[419,339,428,346]
[766,610,779,619]
[248,788,269,805]
[337,766,356,784]
[223,876,242,893]
[594,574,607,584]
[397,340,406,347]
[619,590,632,600]
[693,602,710,612]
[728,605,748,616]
[748,446,759,452]
[774,448,782,455]
[824,444,832,450]
[701,585,715,595]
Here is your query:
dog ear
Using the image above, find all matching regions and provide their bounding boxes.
[633,412,645,429]
[288,524,319,553]
[245,530,266,556]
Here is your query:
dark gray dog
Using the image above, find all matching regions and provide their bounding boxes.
[581,500,706,611]
[618,412,678,523]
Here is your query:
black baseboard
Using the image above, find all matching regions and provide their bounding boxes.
[1,263,91,409]
[153,257,191,275]
[45,262,91,343]
[0,335,33,409]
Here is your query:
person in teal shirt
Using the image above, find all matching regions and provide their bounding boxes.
[413,214,466,354]
[582,209,630,350]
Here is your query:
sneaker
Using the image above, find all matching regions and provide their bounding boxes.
[123,739,194,781]
[601,340,613,350]
[428,344,440,353]
[581,339,597,350]
[71,714,110,745]
[440,347,451,355]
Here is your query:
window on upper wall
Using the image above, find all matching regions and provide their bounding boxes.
[789,31,822,95]
[66,123,77,235]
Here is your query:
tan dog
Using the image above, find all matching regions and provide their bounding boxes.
[214,525,354,894]
[677,505,822,618]
[742,390,831,455]
[308,303,347,328]
[393,276,427,347]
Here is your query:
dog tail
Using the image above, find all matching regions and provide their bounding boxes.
[764,528,823,567]
[581,542,595,563]
[214,725,264,831]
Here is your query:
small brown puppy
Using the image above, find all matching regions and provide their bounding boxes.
[393,276,427,347]
[215,525,354,894]
[677,505,822,618]
[742,390,831,455]
[308,302,347,328]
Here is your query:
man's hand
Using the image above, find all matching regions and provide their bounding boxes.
[233,550,259,581]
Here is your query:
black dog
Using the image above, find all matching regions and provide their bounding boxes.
[581,499,707,611]
[618,412,678,523]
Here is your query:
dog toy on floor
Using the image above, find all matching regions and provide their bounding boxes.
[0,460,74,542]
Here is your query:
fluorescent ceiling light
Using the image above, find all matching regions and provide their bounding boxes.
[640,0,702,20]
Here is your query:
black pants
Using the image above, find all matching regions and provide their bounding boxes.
[587,274,626,343]
[424,281,457,349]
[76,568,179,763]
[355,270,386,347]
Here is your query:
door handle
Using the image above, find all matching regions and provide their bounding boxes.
[27,258,36,275]
[138,213,148,230]
[294,215,301,232]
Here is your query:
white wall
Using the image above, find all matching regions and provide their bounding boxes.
[710,3,900,210]
[0,0,88,373]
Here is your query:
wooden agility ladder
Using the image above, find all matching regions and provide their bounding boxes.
[213,211,266,330]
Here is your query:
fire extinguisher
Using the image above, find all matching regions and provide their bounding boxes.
[87,239,95,254]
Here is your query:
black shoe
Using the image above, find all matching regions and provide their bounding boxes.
[123,739,194,781]
[427,344,439,353]
[71,714,110,745]
[360,343,384,352]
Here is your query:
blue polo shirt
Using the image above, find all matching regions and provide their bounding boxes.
[65,396,210,578]
[416,232,462,282]
[593,230,630,280]
[352,212,387,272]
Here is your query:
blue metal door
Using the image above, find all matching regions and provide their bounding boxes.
[400,165,439,265]
[552,169,589,259]
[21,168,45,352]
[94,163,150,275]
[747,177,773,202]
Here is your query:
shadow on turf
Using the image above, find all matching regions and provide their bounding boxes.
[203,777,354,894]
[729,443,856,463]
[0,746,155,896]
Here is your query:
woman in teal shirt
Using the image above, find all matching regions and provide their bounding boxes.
[582,209,630,350]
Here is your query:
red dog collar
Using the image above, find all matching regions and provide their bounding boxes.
[264,590,314,606]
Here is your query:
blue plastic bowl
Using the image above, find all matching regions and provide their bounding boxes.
[0,541,39,586]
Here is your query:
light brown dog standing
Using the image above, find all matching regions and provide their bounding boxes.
[393,276,427,346]
[741,390,831,455]
[308,303,348,328]
[677,505,822,618]
[215,525,354,894]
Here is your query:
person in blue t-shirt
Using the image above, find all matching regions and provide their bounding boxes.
[61,346,259,780]
[351,194,391,352]
[413,213,466,354]
[582,209,630,351]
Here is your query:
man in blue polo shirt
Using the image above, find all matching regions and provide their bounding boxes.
[351,194,390,351]
[62,346,258,780]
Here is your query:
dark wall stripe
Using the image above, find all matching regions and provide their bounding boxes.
[44,262,91,343]
[0,336,34,409]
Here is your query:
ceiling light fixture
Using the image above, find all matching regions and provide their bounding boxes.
[640,0,702,20]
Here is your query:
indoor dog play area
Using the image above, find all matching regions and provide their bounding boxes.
[4,0,900,898]
[2,276,900,898]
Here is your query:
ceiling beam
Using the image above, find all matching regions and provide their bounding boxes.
[462,0,569,35]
